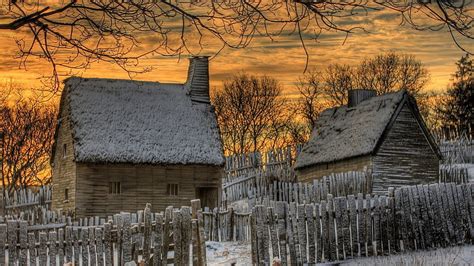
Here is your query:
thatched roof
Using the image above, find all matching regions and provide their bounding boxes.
[295,90,411,170]
[60,77,224,166]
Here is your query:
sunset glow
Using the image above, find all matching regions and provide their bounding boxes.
[0,6,470,94]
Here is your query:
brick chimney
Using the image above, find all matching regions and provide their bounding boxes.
[185,56,210,104]
[348,89,377,107]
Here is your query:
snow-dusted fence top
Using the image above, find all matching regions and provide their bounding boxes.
[0,201,208,265]
[223,170,371,205]
[250,182,474,265]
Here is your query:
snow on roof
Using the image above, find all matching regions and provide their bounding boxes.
[295,90,407,170]
[64,77,224,166]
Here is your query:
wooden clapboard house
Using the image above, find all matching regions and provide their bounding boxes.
[51,57,224,217]
[295,89,442,192]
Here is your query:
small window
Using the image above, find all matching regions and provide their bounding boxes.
[63,144,67,158]
[64,189,69,200]
[109,182,121,194]
[167,183,179,196]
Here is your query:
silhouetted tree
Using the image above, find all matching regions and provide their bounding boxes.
[322,64,355,106]
[295,70,326,130]
[437,54,473,134]
[0,86,57,193]
[296,53,431,130]
[356,53,429,97]
[212,73,288,154]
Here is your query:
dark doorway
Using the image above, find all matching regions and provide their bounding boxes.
[195,187,218,209]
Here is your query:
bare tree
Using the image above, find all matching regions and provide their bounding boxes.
[0,88,56,194]
[295,70,326,130]
[322,64,355,106]
[356,53,429,97]
[437,53,473,134]
[0,0,471,88]
[296,53,431,130]
[311,53,429,106]
[212,73,288,154]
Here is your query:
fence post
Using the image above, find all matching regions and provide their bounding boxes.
[122,213,132,263]
[143,203,152,264]
[250,206,258,265]
[181,206,192,265]
[0,224,6,265]
[161,206,173,265]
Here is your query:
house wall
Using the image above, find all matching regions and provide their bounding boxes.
[51,102,77,212]
[372,103,439,193]
[73,163,222,217]
[296,156,372,183]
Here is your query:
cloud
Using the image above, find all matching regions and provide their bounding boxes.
[0,5,468,93]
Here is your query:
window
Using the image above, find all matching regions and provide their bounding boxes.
[63,144,67,158]
[109,182,121,194]
[64,189,69,200]
[167,183,179,196]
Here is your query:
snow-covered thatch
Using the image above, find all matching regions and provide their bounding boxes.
[63,77,224,166]
[295,90,406,170]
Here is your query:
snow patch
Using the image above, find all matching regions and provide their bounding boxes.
[343,245,474,265]
[206,241,252,265]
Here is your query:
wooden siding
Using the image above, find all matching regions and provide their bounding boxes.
[51,102,77,212]
[372,103,439,192]
[296,156,372,183]
[74,163,222,217]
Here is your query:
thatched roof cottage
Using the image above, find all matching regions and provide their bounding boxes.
[295,89,441,192]
[51,57,224,217]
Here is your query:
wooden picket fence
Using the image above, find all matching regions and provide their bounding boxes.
[433,127,473,165]
[224,145,301,184]
[223,171,371,205]
[439,165,470,183]
[0,201,208,265]
[250,182,474,265]
[2,186,52,215]
[202,207,251,242]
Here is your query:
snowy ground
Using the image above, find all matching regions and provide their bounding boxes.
[206,242,474,265]
[344,245,474,265]
[206,241,252,265]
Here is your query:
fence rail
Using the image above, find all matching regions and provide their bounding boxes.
[250,182,474,265]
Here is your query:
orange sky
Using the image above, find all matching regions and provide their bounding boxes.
[0,7,471,96]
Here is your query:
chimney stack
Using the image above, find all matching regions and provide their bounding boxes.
[348,89,377,107]
[185,56,210,104]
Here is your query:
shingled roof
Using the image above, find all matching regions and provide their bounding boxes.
[59,77,224,166]
[295,90,438,170]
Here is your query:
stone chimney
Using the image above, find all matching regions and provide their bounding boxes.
[185,56,210,104]
[348,89,377,107]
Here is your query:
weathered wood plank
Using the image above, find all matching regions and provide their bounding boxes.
[18,221,28,266]
[38,232,47,266]
[49,231,57,266]
[28,232,36,266]
[275,201,288,265]
[297,204,308,264]
[305,204,316,264]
